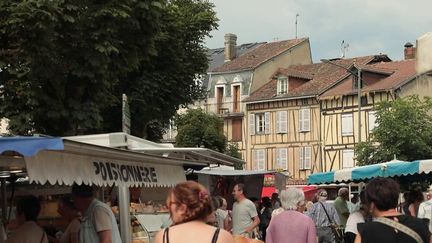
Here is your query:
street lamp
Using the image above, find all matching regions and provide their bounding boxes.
[320,59,362,145]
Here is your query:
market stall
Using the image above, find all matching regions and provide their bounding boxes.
[194,169,288,207]
[308,159,432,185]
[0,135,244,242]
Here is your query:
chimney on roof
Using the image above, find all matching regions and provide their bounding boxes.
[404,42,416,60]
[224,33,237,62]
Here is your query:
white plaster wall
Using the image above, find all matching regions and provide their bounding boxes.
[417,33,432,74]
[0,118,9,134]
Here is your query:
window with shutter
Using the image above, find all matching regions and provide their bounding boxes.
[368,111,377,132]
[265,112,271,134]
[276,112,280,133]
[276,111,288,133]
[277,77,288,95]
[276,149,280,169]
[216,86,225,114]
[253,149,266,170]
[299,108,310,132]
[304,147,312,169]
[232,119,242,141]
[276,148,288,170]
[253,150,257,170]
[341,113,353,136]
[255,113,265,134]
[249,114,255,135]
[299,147,312,170]
[299,148,304,169]
[232,84,241,113]
[258,150,266,170]
[342,149,355,168]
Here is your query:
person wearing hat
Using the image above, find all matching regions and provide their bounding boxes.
[306,189,340,243]
[333,188,350,228]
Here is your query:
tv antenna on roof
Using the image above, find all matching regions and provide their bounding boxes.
[341,40,349,58]
[295,14,299,39]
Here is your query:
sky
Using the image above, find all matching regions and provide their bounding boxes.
[205,0,432,62]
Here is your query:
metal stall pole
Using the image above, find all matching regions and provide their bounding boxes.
[1,179,6,225]
[118,185,132,243]
[348,183,352,204]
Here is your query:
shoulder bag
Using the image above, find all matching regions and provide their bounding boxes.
[319,202,344,243]
[375,217,423,243]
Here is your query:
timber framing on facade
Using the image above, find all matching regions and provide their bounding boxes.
[320,59,432,172]
[243,54,432,180]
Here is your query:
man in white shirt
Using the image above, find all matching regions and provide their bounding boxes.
[72,184,121,243]
[417,189,432,231]
[231,183,260,238]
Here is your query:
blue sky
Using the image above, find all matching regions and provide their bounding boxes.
[205,0,432,62]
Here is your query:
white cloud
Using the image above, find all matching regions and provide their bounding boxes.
[206,0,432,61]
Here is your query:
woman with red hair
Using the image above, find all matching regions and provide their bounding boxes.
[154,181,234,243]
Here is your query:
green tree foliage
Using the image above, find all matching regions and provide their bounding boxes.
[101,0,218,139]
[0,0,218,138]
[225,142,244,170]
[0,0,164,135]
[355,96,432,165]
[175,109,226,153]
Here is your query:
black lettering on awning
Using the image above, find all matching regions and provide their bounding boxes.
[150,168,157,183]
[111,163,119,180]
[133,166,142,181]
[120,165,129,181]
[99,162,107,180]
[93,161,159,184]
[93,161,100,175]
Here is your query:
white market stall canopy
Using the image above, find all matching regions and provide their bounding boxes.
[25,140,188,187]
[131,147,245,167]
[0,136,241,187]
[66,132,244,167]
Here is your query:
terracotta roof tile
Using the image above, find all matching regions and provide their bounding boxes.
[277,69,314,80]
[364,59,416,91]
[212,38,308,73]
[245,55,387,103]
[322,59,416,97]
[356,64,394,75]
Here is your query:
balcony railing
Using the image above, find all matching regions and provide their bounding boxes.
[206,101,244,117]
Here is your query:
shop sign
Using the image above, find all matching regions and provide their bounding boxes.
[93,161,158,183]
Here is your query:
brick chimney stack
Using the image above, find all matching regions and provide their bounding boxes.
[224,33,237,62]
[404,42,416,60]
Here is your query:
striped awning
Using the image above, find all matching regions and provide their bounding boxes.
[308,159,432,185]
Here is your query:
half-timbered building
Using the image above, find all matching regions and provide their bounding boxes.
[320,55,432,171]
[243,55,391,179]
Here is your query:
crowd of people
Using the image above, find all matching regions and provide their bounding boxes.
[164,178,432,243]
[3,178,432,243]
[4,184,121,243]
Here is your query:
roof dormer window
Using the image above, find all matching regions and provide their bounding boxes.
[352,71,363,90]
[277,76,288,95]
